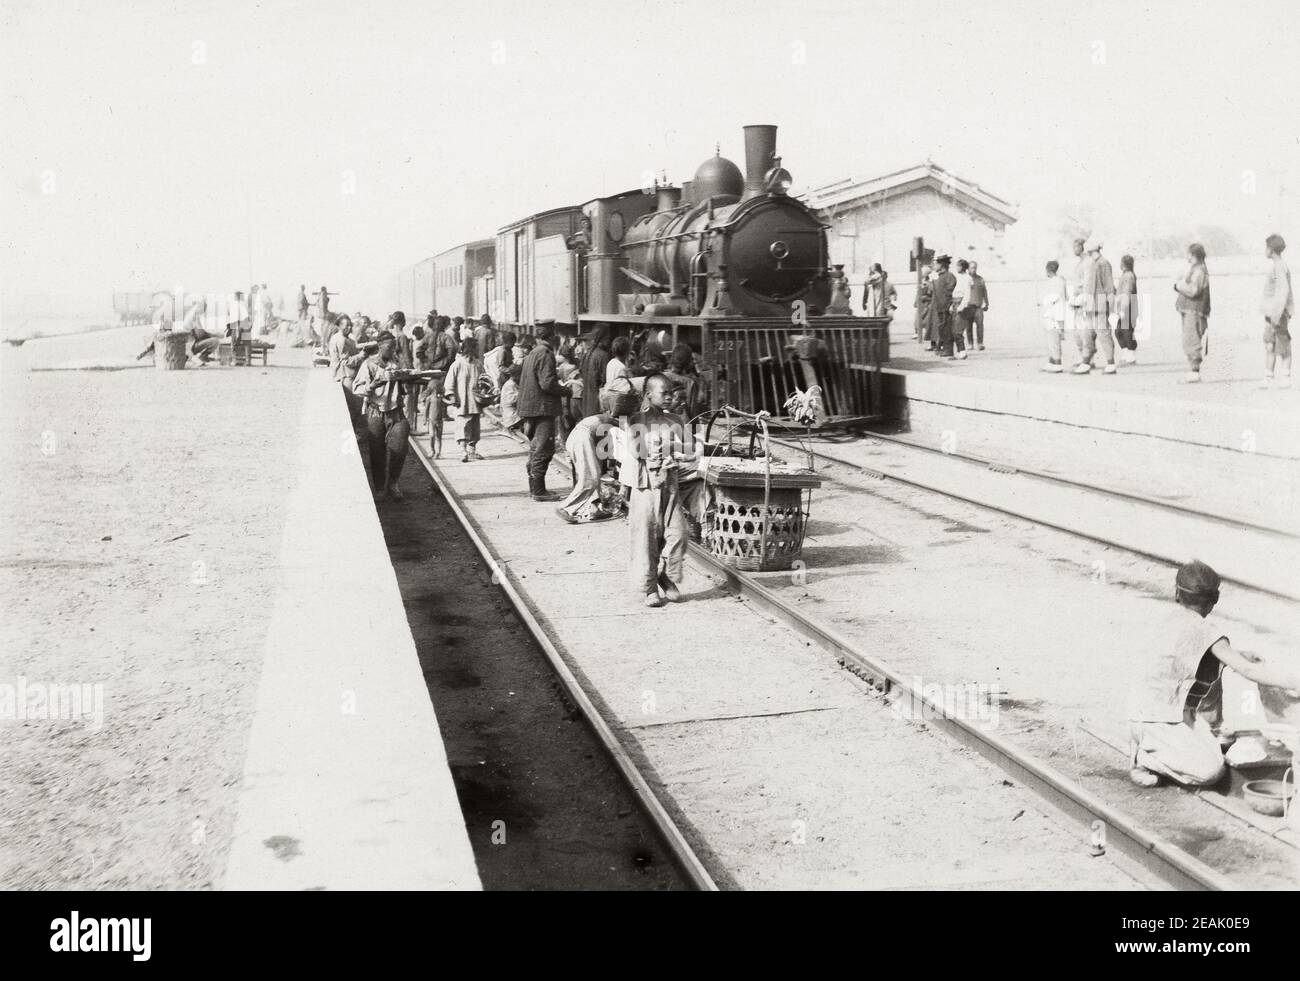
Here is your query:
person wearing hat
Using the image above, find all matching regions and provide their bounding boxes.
[930,255,958,357]
[353,329,412,500]
[578,325,612,417]
[1127,559,1300,788]
[517,319,573,501]
[1259,233,1293,389]
[1074,240,1117,374]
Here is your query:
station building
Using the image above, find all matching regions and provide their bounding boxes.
[801,162,1018,284]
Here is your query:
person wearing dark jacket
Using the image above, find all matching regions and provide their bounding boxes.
[517,320,572,501]
[931,256,958,357]
[579,325,611,417]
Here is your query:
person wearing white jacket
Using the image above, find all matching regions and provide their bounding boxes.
[1040,260,1069,372]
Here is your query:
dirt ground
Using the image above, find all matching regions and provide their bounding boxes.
[416,425,1154,890]
[752,445,1300,886]
[372,452,684,890]
[0,328,310,888]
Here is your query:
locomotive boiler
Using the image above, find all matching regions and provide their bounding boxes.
[612,125,832,318]
[575,124,890,425]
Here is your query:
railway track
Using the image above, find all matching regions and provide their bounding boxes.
[417,421,1241,891]
[786,428,1297,540]
[758,428,1300,603]
[406,433,719,891]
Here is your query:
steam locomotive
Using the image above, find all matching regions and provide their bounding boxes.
[397,124,890,425]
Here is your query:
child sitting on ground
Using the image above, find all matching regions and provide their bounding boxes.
[1127,560,1300,787]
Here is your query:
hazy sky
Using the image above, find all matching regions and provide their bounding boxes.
[3,0,1297,315]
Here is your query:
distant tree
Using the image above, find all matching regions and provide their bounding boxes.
[1150,225,1245,258]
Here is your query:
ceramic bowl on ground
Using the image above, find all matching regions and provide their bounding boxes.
[1243,779,1294,817]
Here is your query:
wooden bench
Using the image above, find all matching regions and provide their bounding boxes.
[221,338,274,366]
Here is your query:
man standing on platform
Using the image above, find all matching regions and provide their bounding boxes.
[1260,233,1293,389]
[330,315,365,430]
[968,261,989,350]
[517,319,571,502]
[388,311,413,368]
[1040,260,1069,372]
[915,264,933,347]
[1078,240,1117,375]
[353,330,411,501]
[931,255,957,358]
[474,314,496,362]
[1067,238,1093,373]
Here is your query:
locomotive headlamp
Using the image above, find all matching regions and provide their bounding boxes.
[764,165,793,195]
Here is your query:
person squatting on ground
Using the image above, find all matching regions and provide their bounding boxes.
[622,374,699,609]
[1260,233,1294,389]
[1173,242,1211,383]
[353,330,411,501]
[1127,560,1300,788]
[1039,260,1069,372]
[443,336,485,462]
[517,319,574,502]
[556,412,619,525]
[498,362,522,433]
[1114,254,1139,363]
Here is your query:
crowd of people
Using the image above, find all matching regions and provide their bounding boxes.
[327,310,712,608]
[1033,233,1291,386]
[910,257,991,359]
[897,231,1293,389]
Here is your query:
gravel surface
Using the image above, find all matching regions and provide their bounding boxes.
[0,327,310,888]
[753,445,1300,886]
[375,450,685,890]
[420,429,1153,890]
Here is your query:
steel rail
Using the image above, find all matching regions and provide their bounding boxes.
[758,433,1299,603]
[780,427,1297,541]
[407,435,719,892]
[682,540,1235,892]
[473,417,1232,890]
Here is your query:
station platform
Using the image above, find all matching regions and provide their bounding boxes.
[0,329,478,890]
[408,427,1152,890]
[881,323,1300,460]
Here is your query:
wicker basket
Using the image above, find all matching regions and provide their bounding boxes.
[707,481,811,571]
[701,406,821,573]
[153,330,189,371]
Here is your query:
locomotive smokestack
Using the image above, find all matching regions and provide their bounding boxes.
[741,124,778,201]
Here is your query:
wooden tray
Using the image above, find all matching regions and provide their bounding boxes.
[704,468,822,490]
